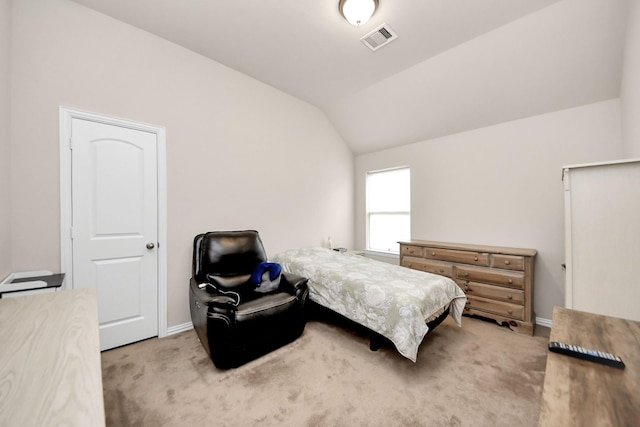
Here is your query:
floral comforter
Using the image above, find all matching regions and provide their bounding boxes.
[272,247,467,362]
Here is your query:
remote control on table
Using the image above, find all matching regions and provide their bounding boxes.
[548,341,625,369]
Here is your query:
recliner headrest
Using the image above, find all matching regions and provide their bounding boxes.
[193,230,267,282]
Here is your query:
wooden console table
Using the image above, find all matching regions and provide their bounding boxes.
[0,288,105,426]
[539,306,640,426]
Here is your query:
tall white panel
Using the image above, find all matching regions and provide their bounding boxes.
[563,159,640,321]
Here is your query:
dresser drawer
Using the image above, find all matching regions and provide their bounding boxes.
[465,295,524,320]
[490,254,525,271]
[423,247,489,266]
[401,257,453,278]
[455,265,524,289]
[457,280,524,305]
[400,245,423,257]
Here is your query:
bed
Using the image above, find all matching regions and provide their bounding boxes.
[272,247,467,362]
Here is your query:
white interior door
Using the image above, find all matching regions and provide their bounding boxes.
[71,117,159,350]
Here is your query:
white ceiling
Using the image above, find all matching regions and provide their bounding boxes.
[71,0,629,154]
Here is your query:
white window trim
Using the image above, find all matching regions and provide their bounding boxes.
[365,166,410,254]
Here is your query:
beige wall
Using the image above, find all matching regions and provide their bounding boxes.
[622,0,640,157]
[9,0,354,327]
[0,0,10,281]
[7,0,635,329]
[355,100,623,321]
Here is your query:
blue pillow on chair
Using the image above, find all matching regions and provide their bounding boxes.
[251,262,282,293]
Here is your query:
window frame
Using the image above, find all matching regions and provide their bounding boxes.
[365,166,411,255]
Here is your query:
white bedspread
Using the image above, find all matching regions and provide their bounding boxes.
[272,247,467,362]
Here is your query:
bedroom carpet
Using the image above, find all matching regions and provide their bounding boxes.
[101,315,550,427]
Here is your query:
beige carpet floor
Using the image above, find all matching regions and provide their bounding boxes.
[101,315,550,427]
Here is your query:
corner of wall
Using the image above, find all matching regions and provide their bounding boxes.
[0,0,13,279]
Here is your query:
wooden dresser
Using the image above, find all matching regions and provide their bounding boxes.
[399,240,537,335]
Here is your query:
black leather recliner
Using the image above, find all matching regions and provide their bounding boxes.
[189,230,309,369]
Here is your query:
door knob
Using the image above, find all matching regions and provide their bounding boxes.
[146,242,155,250]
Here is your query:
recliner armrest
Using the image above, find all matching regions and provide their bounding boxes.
[280,272,308,297]
[282,272,307,289]
[190,278,240,307]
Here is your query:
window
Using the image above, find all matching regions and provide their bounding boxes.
[366,167,410,254]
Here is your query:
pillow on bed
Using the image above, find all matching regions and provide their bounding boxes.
[251,262,282,293]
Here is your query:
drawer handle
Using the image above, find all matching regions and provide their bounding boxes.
[438,269,443,273]
[463,272,469,277]
[504,260,511,265]
[407,263,412,268]
[508,279,513,284]
[474,256,478,261]
[507,294,513,300]
[508,309,513,314]
[431,251,436,256]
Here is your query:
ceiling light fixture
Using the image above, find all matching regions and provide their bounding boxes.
[339,0,378,26]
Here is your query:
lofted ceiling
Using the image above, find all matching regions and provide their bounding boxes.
[71,0,629,154]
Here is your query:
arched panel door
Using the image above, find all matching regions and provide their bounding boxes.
[71,117,158,350]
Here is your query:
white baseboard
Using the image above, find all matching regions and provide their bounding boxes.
[536,317,552,328]
[166,322,193,336]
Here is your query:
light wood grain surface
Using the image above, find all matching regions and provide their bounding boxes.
[539,306,640,426]
[0,288,105,426]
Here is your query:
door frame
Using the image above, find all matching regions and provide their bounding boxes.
[59,107,168,340]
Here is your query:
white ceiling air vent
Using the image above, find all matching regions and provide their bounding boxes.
[360,23,398,51]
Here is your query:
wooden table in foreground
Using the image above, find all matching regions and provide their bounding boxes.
[539,306,640,426]
[0,288,105,426]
